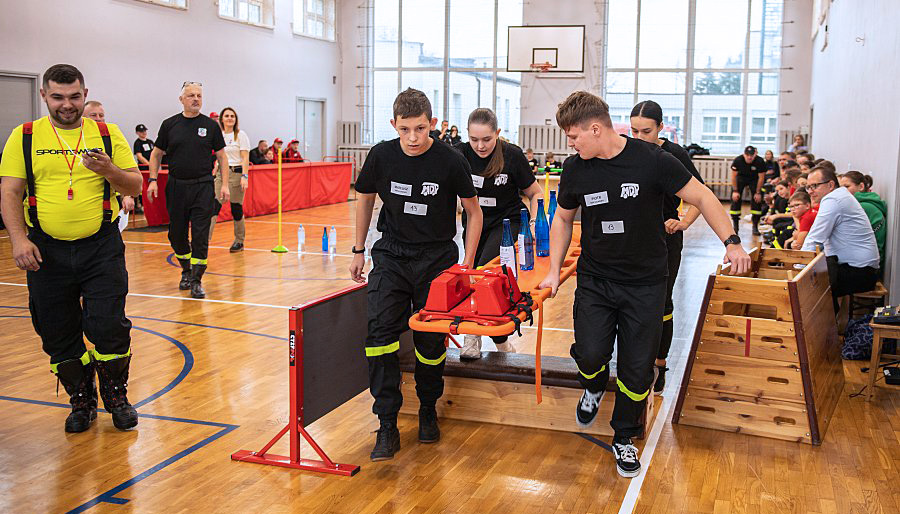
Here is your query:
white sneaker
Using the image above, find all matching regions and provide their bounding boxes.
[460,334,482,360]
[494,340,517,353]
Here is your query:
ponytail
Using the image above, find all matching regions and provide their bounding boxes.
[467,107,505,178]
[842,170,873,191]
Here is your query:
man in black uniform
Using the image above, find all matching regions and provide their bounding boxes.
[730,145,767,236]
[133,124,154,168]
[349,88,483,462]
[147,82,229,299]
[540,91,750,478]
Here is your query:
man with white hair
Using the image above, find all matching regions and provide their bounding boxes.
[147,82,229,298]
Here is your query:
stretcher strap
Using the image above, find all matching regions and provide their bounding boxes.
[535,302,543,404]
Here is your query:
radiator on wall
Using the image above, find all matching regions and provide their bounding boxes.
[335,146,370,183]
[338,121,362,147]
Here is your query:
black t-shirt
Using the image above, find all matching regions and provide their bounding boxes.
[764,159,780,181]
[527,158,539,172]
[249,147,271,165]
[557,137,692,284]
[133,137,154,162]
[154,113,225,179]
[459,141,536,229]
[731,155,766,178]
[773,194,788,214]
[545,159,562,170]
[660,138,704,221]
[355,137,476,245]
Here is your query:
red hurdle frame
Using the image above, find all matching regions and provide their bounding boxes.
[230,284,364,476]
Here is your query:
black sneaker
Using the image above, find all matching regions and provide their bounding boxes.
[612,437,641,478]
[576,389,603,427]
[191,280,206,299]
[752,225,761,236]
[654,366,669,395]
[179,271,191,290]
[229,242,244,253]
[370,422,401,461]
[418,407,440,443]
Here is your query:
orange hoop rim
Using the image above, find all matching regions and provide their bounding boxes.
[529,62,553,72]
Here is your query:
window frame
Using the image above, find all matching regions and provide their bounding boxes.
[134,0,188,9]
[293,0,337,42]
[217,0,274,29]
[603,0,783,153]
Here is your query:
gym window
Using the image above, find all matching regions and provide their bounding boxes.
[294,0,336,41]
[135,0,187,9]
[604,0,784,155]
[218,0,274,28]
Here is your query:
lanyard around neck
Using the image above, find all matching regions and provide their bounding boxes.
[49,118,85,200]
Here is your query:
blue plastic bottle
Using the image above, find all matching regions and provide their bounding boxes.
[499,219,517,277]
[548,190,557,229]
[518,208,534,271]
[321,227,329,253]
[535,198,550,257]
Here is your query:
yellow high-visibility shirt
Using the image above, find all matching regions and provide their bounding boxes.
[0,117,137,240]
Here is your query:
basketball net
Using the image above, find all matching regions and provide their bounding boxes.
[529,61,553,73]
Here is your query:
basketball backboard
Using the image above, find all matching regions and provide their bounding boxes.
[507,25,585,73]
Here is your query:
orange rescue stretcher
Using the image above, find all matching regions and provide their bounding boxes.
[408,224,582,403]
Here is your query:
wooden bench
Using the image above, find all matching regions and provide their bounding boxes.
[398,346,660,439]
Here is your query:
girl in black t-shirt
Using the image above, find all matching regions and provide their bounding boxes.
[459,108,544,359]
[630,100,705,395]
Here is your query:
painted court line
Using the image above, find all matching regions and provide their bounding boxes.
[617,394,673,514]
[0,282,291,309]
[123,239,355,258]
[244,220,355,228]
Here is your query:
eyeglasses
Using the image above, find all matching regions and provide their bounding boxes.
[805,181,828,191]
[181,81,202,88]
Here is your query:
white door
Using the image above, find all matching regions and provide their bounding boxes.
[296,98,325,162]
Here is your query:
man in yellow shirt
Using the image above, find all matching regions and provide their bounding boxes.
[0,64,143,434]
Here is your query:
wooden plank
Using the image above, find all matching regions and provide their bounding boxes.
[756,269,795,280]
[794,253,831,323]
[677,387,812,444]
[707,276,794,321]
[699,314,798,362]
[759,248,817,271]
[673,274,718,424]
[399,374,662,439]
[688,351,806,403]
[801,289,844,439]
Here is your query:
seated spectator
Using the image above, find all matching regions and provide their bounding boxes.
[209,111,219,122]
[840,171,887,272]
[282,139,304,163]
[785,168,801,195]
[816,159,836,173]
[778,151,795,168]
[544,152,561,171]
[797,173,808,190]
[84,100,105,122]
[249,140,271,164]
[267,138,283,161]
[764,149,780,181]
[436,120,450,143]
[762,180,794,248]
[787,134,808,153]
[133,124,154,168]
[801,167,880,308]
[446,125,461,146]
[525,147,539,173]
[786,190,817,249]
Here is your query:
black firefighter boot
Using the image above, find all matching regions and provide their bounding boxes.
[54,357,98,433]
[752,214,762,236]
[178,258,192,290]
[190,264,206,299]
[95,355,139,430]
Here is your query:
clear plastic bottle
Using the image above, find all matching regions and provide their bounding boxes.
[329,226,337,254]
[297,224,305,253]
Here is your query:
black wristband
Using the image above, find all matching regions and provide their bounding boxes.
[147,177,157,183]
[351,246,366,254]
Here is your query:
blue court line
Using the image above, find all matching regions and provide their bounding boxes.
[166,252,348,281]
[0,314,192,410]
[0,305,284,341]
[0,395,238,513]
[575,432,614,453]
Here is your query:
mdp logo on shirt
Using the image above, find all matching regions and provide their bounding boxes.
[620,183,640,199]
[421,182,439,196]
[198,127,207,137]
[494,174,508,186]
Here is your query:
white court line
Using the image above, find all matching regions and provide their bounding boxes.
[0,281,290,309]
[122,239,355,258]
[244,220,355,228]
[617,393,674,514]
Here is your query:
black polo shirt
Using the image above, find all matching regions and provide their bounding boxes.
[660,138,704,221]
[460,141,535,229]
[557,137,692,284]
[154,113,225,179]
[355,137,476,245]
[133,137,154,162]
[731,155,766,178]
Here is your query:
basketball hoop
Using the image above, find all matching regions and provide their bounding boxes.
[529,61,553,73]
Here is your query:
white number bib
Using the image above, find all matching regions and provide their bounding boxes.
[471,175,485,188]
[404,202,428,216]
[584,191,609,207]
[479,197,497,207]
[391,181,412,196]
[601,221,624,234]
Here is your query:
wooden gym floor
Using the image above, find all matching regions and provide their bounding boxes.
[0,199,897,514]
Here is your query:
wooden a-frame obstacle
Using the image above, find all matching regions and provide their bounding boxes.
[672,248,844,445]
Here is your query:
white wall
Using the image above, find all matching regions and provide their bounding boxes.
[519,0,604,126]
[778,0,813,135]
[808,0,900,292]
[0,0,342,156]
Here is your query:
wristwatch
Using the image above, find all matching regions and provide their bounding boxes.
[723,234,741,247]
[241,174,249,179]
[351,246,366,254]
